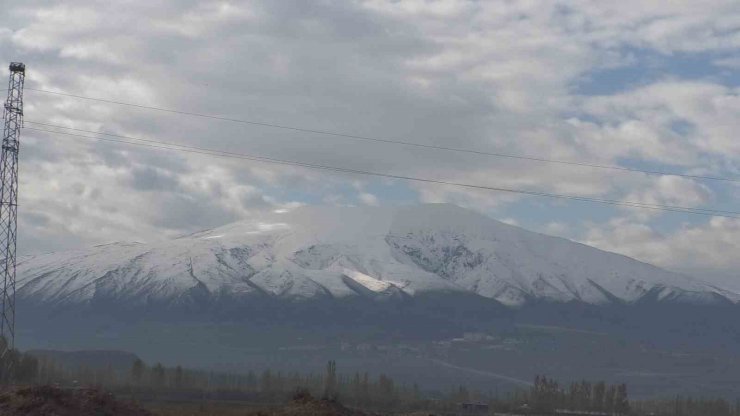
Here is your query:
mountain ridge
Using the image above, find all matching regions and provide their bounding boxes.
[16,203,738,309]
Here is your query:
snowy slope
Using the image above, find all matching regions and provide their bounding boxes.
[16,204,738,308]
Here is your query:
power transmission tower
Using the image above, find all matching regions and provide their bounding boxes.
[0,62,25,355]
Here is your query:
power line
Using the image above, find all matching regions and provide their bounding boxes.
[24,88,740,184]
[24,125,740,219]
[24,121,740,216]
[26,124,739,217]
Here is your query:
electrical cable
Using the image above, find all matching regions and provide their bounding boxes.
[24,125,740,219]
[24,88,740,184]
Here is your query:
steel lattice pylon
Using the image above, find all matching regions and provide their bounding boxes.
[0,62,24,354]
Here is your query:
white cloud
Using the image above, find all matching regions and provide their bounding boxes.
[617,175,714,221]
[359,192,379,206]
[583,216,740,278]
[714,57,740,69]
[154,2,257,38]
[582,81,740,161]
[500,218,519,227]
[544,222,568,236]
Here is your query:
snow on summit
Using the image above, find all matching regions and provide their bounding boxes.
[16,204,738,308]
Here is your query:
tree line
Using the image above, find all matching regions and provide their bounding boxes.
[631,396,740,416]
[490,375,740,416]
[122,358,424,410]
[4,337,740,416]
[1,348,425,411]
[529,375,630,414]
[0,337,41,384]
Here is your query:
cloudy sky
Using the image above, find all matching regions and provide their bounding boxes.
[1,1,739,283]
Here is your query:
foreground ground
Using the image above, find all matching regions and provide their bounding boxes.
[0,385,380,416]
[0,385,152,416]
[153,396,372,416]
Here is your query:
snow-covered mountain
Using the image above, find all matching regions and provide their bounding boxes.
[16,204,739,309]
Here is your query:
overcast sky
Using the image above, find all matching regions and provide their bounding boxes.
[1,1,739,284]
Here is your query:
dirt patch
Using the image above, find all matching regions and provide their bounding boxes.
[0,385,152,416]
[249,392,370,416]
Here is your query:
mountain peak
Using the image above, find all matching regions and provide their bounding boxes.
[16,204,739,308]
